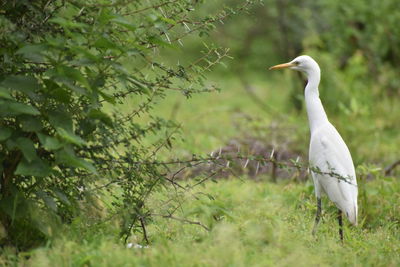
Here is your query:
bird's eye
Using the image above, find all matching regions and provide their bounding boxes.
[293,61,300,65]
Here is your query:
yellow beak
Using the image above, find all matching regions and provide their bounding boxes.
[269,62,295,70]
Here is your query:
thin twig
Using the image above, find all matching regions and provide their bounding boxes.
[139,217,149,244]
[151,213,210,231]
[384,160,400,176]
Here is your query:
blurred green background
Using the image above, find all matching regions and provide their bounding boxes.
[151,0,400,166]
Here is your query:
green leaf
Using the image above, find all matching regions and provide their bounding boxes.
[0,127,12,141]
[48,111,84,144]
[98,90,116,104]
[57,80,88,96]
[70,45,100,63]
[159,17,177,25]
[0,190,29,220]
[0,99,40,117]
[7,102,40,116]
[129,77,151,95]
[0,87,13,100]
[56,66,92,91]
[79,119,96,137]
[48,111,73,132]
[5,139,17,150]
[37,133,63,151]
[87,109,113,127]
[94,37,120,50]
[16,137,38,162]
[0,75,39,97]
[49,17,88,29]
[111,17,136,31]
[56,147,97,174]
[56,127,86,147]
[43,79,72,103]
[53,189,71,205]
[148,36,175,49]
[36,191,58,212]
[50,88,72,103]
[16,44,46,62]
[15,158,52,177]
[46,67,91,95]
[98,9,116,24]
[20,115,43,132]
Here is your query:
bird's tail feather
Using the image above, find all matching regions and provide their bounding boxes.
[345,200,358,226]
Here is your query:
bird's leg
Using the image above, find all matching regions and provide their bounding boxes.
[312,197,322,236]
[338,209,343,243]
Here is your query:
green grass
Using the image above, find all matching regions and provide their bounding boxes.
[11,178,400,266]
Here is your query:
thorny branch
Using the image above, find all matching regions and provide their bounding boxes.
[91,150,358,210]
[108,153,357,186]
[92,149,363,244]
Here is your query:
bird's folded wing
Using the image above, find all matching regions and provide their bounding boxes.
[310,123,357,203]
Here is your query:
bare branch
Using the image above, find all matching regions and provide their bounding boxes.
[151,213,210,231]
[384,160,400,176]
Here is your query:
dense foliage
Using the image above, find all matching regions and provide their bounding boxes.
[201,0,400,114]
[0,0,254,248]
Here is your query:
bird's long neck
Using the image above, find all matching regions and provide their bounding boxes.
[304,68,328,133]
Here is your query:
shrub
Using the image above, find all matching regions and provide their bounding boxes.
[0,0,255,248]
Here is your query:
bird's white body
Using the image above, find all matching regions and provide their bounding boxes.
[308,121,358,225]
[302,57,358,225]
[270,55,358,226]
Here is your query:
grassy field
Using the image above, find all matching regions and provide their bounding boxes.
[3,74,400,266]
[13,178,400,266]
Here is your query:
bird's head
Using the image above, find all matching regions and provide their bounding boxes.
[269,55,320,77]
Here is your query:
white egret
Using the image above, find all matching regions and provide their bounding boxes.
[269,55,358,241]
